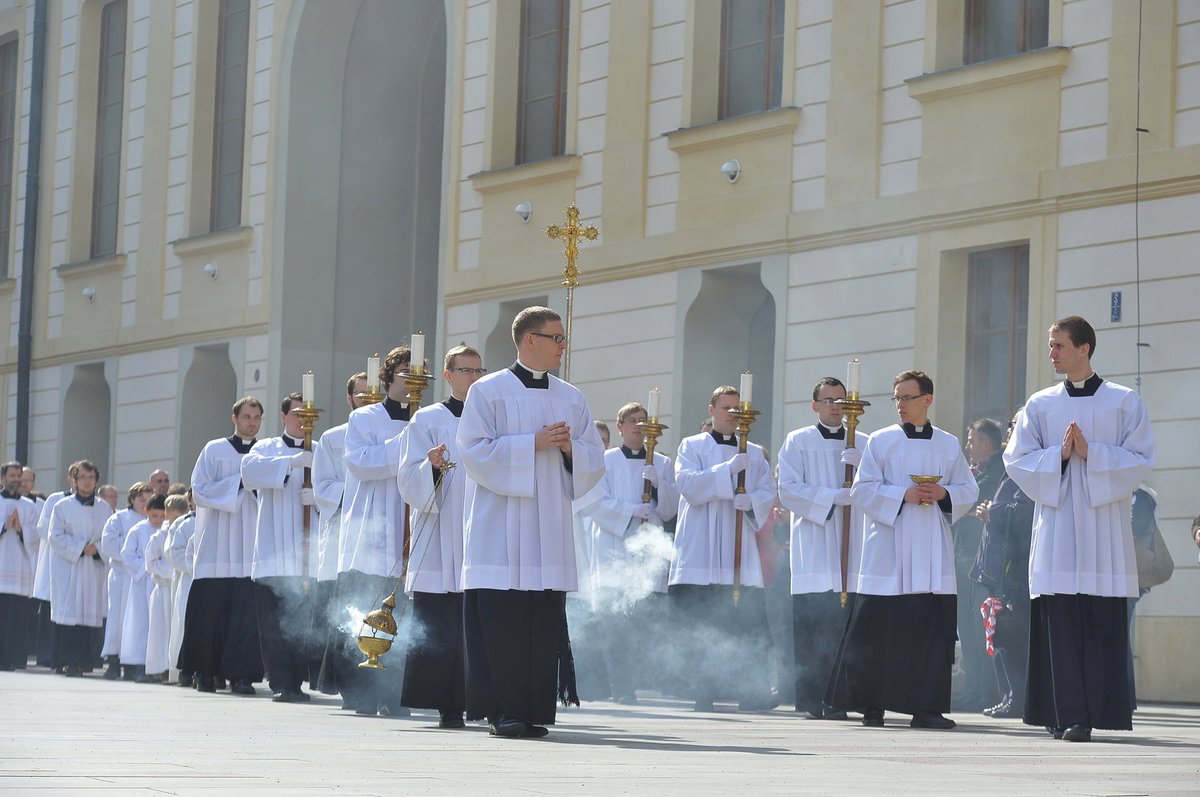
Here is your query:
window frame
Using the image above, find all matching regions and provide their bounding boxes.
[963,0,1049,66]
[718,0,786,121]
[90,0,127,259]
[515,0,570,166]
[963,243,1030,434]
[0,34,18,276]
[209,0,251,232]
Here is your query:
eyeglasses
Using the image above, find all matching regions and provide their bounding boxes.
[449,367,487,376]
[530,331,568,345]
[891,394,929,404]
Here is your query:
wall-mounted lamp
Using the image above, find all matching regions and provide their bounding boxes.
[203,261,219,280]
[82,285,96,303]
[514,201,533,223]
[720,159,741,184]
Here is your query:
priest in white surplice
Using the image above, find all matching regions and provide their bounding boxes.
[458,307,605,738]
[587,401,678,705]
[180,396,264,695]
[47,460,112,676]
[242,392,319,703]
[99,482,152,679]
[397,345,485,728]
[1004,316,1154,742]
[0,463,39,670]
[310,371,367,700]
[777,376,869,720]
[826,370,977,730]
[336,347,413,717]
[669,385,777,712]
[31,465,77,667]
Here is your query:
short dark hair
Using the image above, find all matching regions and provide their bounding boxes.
[616,402,646,423]
[146,494,167,512]
[281,391,303,415]
[1050,315,1097,358]
[444,344,481,372]
[381,346,411,390]
[76,460,100,481]
[511,306,561,347]
[67,461,83,479]
[233,396,263,416]
[127,482,153,507]
[812,377,846,402]
[893,370,934,396]
[709,385,739,406]
[1,461,21,479]
[970,418,1005,450]
[345,372,368,396]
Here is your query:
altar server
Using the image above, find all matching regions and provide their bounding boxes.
[119,494,167,682]
[165,494,197,686]
[31,464,78,667]
[145,495,186,681]
[99,482,152,679]
[0,463,39,669]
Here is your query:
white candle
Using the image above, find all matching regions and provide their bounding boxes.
[367,354,380,390]
[739,371,753,406]
[647,388,660,419]
[302,371,314,405]
[411,332,425,375]
[847,358,861,396]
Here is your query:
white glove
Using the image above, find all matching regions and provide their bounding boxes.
[840,447,862,468]
[733,494,753,512]
[728,452,749,474]
[289,450,315,471]
[641,465,658,486]
[833,487,853,506]
[299,487,315,506]
[634,502,654,520]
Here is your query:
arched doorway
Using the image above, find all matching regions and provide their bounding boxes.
[61,363,112,482]
[178,343,239,479]
[276,0,448,418]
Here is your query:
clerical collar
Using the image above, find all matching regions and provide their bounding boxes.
[710,430,738,447]
[227,435,256,455]
[442,396,464,418]
[817,423,845,440]
[1064,372,1102,397]
[901,422,933,440]
[383,397,411,421]
[75,492,96,506]
[282,433,304,449]
[620,445,646,460]
[510,361,549,389]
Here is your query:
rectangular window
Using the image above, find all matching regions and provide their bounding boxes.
[964,0,1048,65]
[91,0,126,258]
[516,0,569,165]
[0,37,18,275]
[964,244,1029,432]
[211,0,250,231]
[719,0,785,120]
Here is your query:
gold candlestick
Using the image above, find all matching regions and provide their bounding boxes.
[637,418,669,503]
[399,369,434,409]
[728,402,760,606]
[354,385,385,406]
[294,396,323,590]
[833,393,870,608]
[545,203,598,383]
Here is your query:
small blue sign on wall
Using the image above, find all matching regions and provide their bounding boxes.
[1111,290,1122,323]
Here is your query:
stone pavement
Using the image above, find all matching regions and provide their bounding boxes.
[1,669,1198,796]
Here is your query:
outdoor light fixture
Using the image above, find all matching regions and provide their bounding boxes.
[82,285,96,303]
[514,201,533,223]
[203,261,219,279]
[720,159,741,184]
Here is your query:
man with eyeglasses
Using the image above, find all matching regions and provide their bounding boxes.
[457,306,605,738]
[826,370,978,730]
[777,376,869,720]
[396,345,486,728]
[1004,315,1154,743]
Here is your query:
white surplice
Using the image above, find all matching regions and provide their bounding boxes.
[0,494,39,597]
[340,402,408,578]
[777,426,871,594]
[850,424,978,596]
[120,518,158,665]
[144,523,174,674]
[1003,378,1155,599]
[32,491,68,601]
[397,401,466,595]
[242,435,317,580]
[165,512,196,674]
[100,507,143,656]
[312,424,348,583]
[587,447,678,595]
[669,432,776,588]
[190,437,259,580]
[457,367,605,591]
[47,496,112,627]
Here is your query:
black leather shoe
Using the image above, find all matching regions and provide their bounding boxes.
[862,709,884,727]
[990,704,1021,719]
[197,675,216,693]
[823,707,849,721]
[229,678,256,695]
[521,724,550,738]
[1047,726,1066,739]
[122,665,141,681]
[178,673,193,688]
[65,665,83,678]
[438,711,466,729]
[271,691,295,703]
[911,712,956,729]
[215,677,227,691]
[489,716,527,737]
[292,689,311,702]
[103,656,121,680]
[1062,724,1092,742]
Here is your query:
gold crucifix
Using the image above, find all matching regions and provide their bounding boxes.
[545,203,598,381]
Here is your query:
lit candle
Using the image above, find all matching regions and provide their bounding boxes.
[739,371,753,406]
[647,387,660,420]
[302,371,315,406]
[410,332,425,375]
[847,358,861,397]
[367,354,380,390]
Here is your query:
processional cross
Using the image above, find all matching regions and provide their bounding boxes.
[545,203,598,382]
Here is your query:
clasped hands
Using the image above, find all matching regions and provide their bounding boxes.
[1061,421,1089,460]
[904,483,947,505]
[535,421,573,457]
